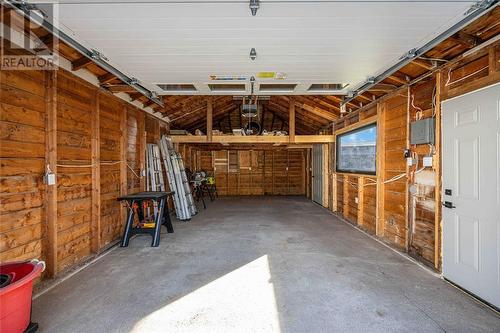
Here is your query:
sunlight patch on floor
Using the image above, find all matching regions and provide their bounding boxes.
[130,255,281,333]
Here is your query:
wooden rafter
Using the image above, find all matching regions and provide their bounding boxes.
[71,56,93,71]
[98,73,117,85]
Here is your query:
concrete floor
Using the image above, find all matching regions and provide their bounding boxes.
[33,197,499,333]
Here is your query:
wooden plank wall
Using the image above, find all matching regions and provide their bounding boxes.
[56,72,94,271]
[330,42,499,270]
[1,69,46,264]
[180,147,307,196]
[0,67,165,278]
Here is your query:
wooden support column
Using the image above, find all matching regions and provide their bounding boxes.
[44,70,58,277]
[358,177,365,227]
[343,175,349,218]
[138,112,146,191]
[120,107,128,225]
[322,144,329,207]
[289,98,295,143]
[405,86,411,251]
[207,96,213,142]
[91,90,101,253]
[332,173,337,212]
[434,71,442,269]
[376,102,386,237]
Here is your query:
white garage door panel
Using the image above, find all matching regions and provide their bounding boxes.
[53,0,474,88]
[442,83,500,309]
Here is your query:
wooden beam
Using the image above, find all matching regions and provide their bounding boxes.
[343,175,349,218]
[322,144,329,207]
[71,56,93,71]
[170,135,335,144]
[289,97,296,143]
[44,70,58,277]
[129,92,143,102]
[207,96,213,142]
[107,85,136,93]
[291,96,338,122]
[376,102,385,237]
[358,176,365,227]
[91,89,101,253]
[334,114,378,136]
[143,99,155,108]
[138,111,146,191]
[387,74,407,85]
[98,73,117,85]
[120,107,128,229]
[412,59,434,71]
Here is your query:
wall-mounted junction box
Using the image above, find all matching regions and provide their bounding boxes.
[410,118,435,145]
[423,156,433,167]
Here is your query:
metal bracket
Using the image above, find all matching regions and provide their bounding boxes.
[249,0,260,16]
[465,0,497,15]
[340,0,498,108]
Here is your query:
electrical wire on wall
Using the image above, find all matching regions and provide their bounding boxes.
[54,161,143,178]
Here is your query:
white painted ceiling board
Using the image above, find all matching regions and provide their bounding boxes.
[55,0,475,94]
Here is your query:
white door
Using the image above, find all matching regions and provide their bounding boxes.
[442,83,500,308]
[312,144,323,204]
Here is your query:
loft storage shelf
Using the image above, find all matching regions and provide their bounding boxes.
[170,135,335,144]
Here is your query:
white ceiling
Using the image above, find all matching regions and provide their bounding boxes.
[56,0,474,95]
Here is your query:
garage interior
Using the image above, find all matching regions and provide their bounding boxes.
[1,0,499,332]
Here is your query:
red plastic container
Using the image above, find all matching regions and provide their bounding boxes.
[0,260,45,333]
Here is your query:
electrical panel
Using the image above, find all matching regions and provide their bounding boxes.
[410,118,435,145]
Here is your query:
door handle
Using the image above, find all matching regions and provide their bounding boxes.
[442,201,456,209]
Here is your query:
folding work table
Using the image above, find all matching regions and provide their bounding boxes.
[118,191,174,247]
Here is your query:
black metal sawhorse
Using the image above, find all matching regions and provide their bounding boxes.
[118,191,174,247]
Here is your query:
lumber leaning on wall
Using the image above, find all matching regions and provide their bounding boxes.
[0,66,167,279]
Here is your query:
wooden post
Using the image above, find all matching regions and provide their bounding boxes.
[332,173,337,212]
[358,176,365,227]
[304,149,311,199]
[434,71,442,269]
[322,144,329,207]
[138,112,146,191]
[289,98,295,143]
[343,175,349,218]
[120,107,128,227]
[207,97,213,142]
[405,86,411,251]
[91,89,101,253]
[376,102,386,237]
[44,70,58,277]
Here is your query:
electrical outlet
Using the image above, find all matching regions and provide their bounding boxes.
[355,197,359,204]
[407,157,414,166]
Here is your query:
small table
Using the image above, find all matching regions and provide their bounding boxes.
[118,191,174,247]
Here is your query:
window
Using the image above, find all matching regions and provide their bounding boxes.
[336,123,377,175]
